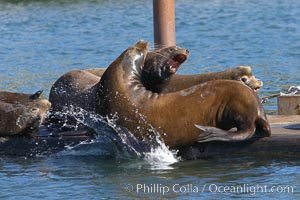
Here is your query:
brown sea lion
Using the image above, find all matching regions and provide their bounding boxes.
[0,90,51,136]
[96,41,271,149]
[160,66,263,93]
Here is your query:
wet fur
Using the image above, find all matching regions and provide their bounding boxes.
[96,41,271,149]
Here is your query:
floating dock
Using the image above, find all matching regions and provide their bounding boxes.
[179,115,300,159]
[0,115,299,158]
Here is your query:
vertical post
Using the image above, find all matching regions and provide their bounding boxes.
[153,0,176,48]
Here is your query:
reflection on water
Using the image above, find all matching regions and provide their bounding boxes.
[0,0,299,199]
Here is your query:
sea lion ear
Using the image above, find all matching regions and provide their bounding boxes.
[30,90,43,100]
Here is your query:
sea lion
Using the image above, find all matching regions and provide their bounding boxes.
[159,66,263,93]
[0,90,51,136]
[96,41,271,149]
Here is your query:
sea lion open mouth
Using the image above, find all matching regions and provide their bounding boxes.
[168,54,188,73]
[253,87,260,93]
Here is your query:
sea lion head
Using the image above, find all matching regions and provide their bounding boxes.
[26,99,51,124]
[19,94,52,134]
[120,40,149,75]
[141,46,190,92]
[0,90,51,136]
[236,66,263,92]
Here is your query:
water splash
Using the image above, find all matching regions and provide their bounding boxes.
[144,141,179,170]
[45,106,179,165]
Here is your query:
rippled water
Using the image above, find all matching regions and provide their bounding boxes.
[0,0,299,199]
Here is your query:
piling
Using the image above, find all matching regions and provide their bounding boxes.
[153,0,176,47]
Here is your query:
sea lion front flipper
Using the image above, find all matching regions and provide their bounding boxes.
[30,90,43,100]
[195,124,255,143]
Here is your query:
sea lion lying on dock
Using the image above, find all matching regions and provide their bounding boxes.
[0,90,51,136]
[157,66,262,93]
[96,41,271,149]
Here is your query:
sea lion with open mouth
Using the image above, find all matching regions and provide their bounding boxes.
[96,41,271,149]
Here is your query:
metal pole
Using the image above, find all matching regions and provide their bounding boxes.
[153,0,176,48]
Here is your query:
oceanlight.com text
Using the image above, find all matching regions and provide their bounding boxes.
[123,183,295,196]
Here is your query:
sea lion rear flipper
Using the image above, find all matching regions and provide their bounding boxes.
[195,124,255,143]
[30,90,43,100]
[255,117,271,137]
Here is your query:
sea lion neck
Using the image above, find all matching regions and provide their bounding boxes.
[96,41,149,115]
[121,50,144,81]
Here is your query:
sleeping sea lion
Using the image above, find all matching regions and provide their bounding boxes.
[160,66,263,93]
[0,90,51,136]
[96,41,271,149]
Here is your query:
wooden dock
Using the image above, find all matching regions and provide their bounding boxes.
[0,115,299,158]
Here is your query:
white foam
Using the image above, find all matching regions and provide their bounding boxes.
[144,135,179,169]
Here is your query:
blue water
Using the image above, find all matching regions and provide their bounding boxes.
[0,0,299,199]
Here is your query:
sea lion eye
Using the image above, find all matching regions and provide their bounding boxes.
[241,77,248,82]
[30,107,39,113]
[169,48,175,53]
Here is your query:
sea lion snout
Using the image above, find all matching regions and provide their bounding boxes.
[168,48,190,74]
